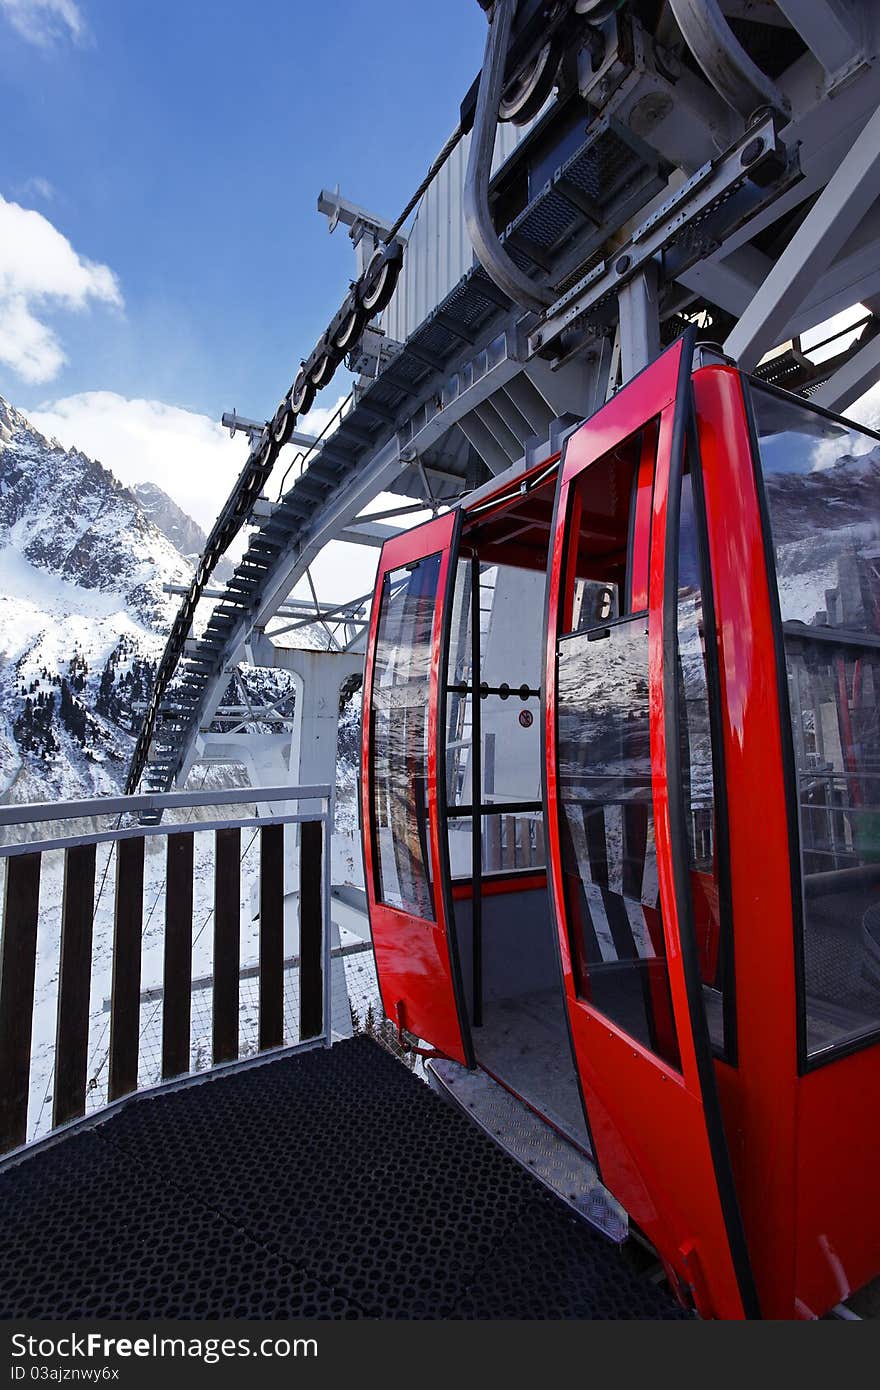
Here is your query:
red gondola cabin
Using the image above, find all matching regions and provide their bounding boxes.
[361,331,880,1319]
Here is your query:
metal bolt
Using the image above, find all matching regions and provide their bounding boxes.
[741,137,765,167]
[615,253,631,275]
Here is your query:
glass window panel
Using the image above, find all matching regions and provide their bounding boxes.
[566,438,640,632]
[447,810,546,877]
[445,556,544,825]
[557,618,681,1069]
[371,555,441,919]
[750,384,880,1059]
[677,469,730,1056]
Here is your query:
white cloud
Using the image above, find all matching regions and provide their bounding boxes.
[16,176,54,203]
[29,392,249,533]
[0,0,84,45]
[0,195,122,383]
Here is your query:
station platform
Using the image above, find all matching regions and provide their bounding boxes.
[0,1036,689,1320]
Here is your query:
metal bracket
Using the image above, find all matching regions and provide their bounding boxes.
[528,113,794,357]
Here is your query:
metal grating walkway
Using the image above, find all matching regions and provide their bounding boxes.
[0,1037,690,1320]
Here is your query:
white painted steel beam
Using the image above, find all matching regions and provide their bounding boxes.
[811,326,880,412]
[724,102,880,369]
[336,520,403,548]
[774,0,863,79]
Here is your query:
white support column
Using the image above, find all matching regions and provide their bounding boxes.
[724,101,880,370]
[270,645,365,1041]
[270,648,365,806]
[276,648,363,870]
[618,264,661,382]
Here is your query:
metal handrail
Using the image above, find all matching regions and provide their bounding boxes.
[0,783,331,828]
[275,393,354,502]
[0,783,334,1161]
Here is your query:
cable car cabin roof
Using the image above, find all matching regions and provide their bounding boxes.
[455,448,561,570]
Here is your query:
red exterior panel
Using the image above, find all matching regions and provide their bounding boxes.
[361,511,468,1063]
[693,366,800,1315]
[545,339,749,1319]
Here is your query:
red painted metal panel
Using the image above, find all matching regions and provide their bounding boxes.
[698,366,880,1316]
[545,339,748,1318]
[361,511,468,1063]
[796,1046,880,1315]
[693,366,800,1317]
[451,871,547,900]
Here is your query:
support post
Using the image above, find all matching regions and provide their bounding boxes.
[773,0,862,79]
[618,265,661,382]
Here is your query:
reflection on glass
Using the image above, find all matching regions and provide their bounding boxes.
[572,577,619,631]
[371,556,441,919]
[677,470,729,1055]
[449,811,545,876]
[557,619,681,1069]
[445,558,546,880]
[751,384,880,1058]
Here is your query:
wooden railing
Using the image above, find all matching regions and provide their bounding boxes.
[0,785,331,1159]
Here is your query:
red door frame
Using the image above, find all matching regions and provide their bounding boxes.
[691,364,800,1316]
[544,333,758,1319]
[698,365,880,1317]
[361,510,472,1064]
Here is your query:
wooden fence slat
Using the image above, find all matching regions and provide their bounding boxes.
[534,818,545,867]
[299,821,323,1041]
[53,844,97,1128]
[162,832,194,1080]
[502,815,517,870]
[515,818,529,869]
[259,824,284,1051]
[108,837,145,1102]
[213,827,240,1064]
[485,815,502,873]
[0,853,41,1152]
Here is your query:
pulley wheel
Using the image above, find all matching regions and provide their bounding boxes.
[290,369,315,416]
[499,40,562,126]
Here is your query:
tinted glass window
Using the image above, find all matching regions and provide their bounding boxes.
[751,385,880,1060]
[558,619,680,1068]
[677,470,731,1057]
[371,555,441,919]
[556,430,680,1069]
[445,557,545,877]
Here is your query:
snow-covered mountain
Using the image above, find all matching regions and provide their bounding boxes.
[0,396,194,802]
[131,479,232,582]
[0,395,351,807]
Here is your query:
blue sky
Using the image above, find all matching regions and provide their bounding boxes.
[0,0,485,540]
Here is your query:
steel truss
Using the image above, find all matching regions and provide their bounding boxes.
[129,0,880,808]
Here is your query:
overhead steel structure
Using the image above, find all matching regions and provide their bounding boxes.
[128,0,880,806]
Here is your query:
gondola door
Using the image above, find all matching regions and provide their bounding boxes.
[362,512,471,1064]
[545,334,758,1318]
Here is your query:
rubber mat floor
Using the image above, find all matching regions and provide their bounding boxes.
[0,1035,690,1320]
